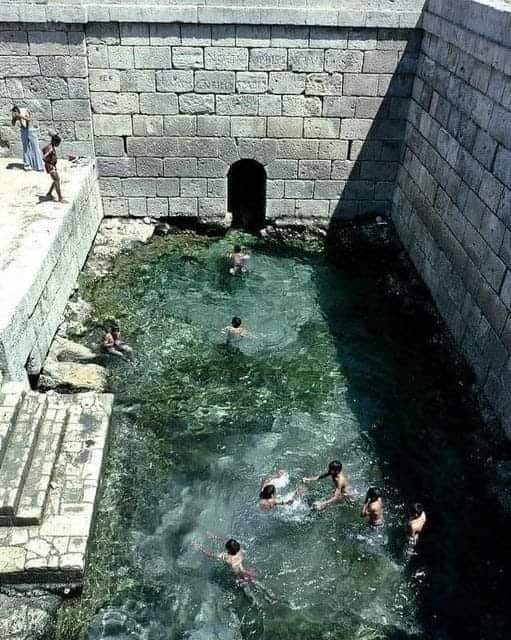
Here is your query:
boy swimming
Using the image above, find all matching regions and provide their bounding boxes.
[222,316,253,345]
[229,245,250,275]
[361,487,384,528]
[406,502,427,544]
[303,460,349,511]
[193,537,257,585]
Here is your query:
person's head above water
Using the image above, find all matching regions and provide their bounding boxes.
[231,316,242,328]
[51,134,61,147]
[112,321,120,332]
[11,105,20,114]
[410,502,424,518]
[225,539,241,555]
[366,487,381,502]
[234,244,241,253]
[260,484,276,500]
[328,460,343,476]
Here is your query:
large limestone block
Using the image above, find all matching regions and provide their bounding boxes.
[195,70,235,94]
[40,361,109,392]
[156,70,194,93]
[205,47,248,71]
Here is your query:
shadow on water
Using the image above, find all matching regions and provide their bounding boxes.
[313,253,511,640]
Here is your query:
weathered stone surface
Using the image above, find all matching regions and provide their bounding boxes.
[236,71,268,94]
[172,47,203,69]
[179,93,215,114]
[140,92,178,115]
[305,73,343,96]
[156,70,194,93]
[195,70,235,94]
[269,72,306,95]
[40,362,108,392]
[205,47,248,70]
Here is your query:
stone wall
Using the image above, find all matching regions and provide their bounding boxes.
[0,160,103,381]
[0,22,94,158]
[391,0,511,433]
[87,23,419,224]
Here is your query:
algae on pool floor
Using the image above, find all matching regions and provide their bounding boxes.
[56,232,508,640]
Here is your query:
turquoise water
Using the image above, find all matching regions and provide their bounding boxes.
[69,233,507,640]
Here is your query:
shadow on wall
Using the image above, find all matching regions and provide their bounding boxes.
[319,18,511,640]
[327,36,419,232]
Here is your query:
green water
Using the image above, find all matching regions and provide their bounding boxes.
[60,232,508,640]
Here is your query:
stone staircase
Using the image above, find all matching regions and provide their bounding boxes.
[0,382,113,584]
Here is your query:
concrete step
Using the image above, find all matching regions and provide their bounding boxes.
[16,393,69,526]
[0,382,26,468]
[0,392,47,525]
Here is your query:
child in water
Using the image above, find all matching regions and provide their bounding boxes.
[259,470,306,511]
[193,537,257,585]
[303,460,350,511]
[406,502,427,544]
[112,322,132,355]
[361,487,384,528]
[229,245,250,275]
[222,316,253,345]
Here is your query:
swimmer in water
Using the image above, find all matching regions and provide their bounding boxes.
[111,321,133,355]
[259,472,306,511]
[102,325,129,360]
[222,316,253,344]
[361,487,384,528]
[406,502,427,544]
[229,244,250,275]
[193,537,257,584]
[303,460,349,511]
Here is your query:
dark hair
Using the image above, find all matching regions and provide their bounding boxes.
[51,134,62,146]
[260,484,276,499]
[411,502,424,518]
[328,460,342,476]
[11,105,20,113]
[234,245,241,253]
[225,539,240,555]
[112,322,120,331]
[231,316,242,328]
[103,325,112,332]
[366,487,381,502]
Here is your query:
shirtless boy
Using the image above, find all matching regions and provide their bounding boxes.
[223,317,252,345]
[406,502,427,544]
[361,487,384,528]
[102,325,128,359]
[42,134,64,202]
[193,537,256,585]
[303,460,349,511]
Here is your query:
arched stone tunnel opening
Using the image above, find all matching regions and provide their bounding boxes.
[227,159,266,232]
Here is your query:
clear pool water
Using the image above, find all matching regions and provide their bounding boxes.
[60,232,508,640]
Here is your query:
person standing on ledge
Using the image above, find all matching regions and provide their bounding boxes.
[42,134,64,203]
[11,105,45,172]
[303,460,350,511]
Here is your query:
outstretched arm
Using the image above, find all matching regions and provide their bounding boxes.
[192,542,221,560]
[303,472,326,483]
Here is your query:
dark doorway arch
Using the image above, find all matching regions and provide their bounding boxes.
[227,159,266,232]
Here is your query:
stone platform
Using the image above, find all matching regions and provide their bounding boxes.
[0,383,113,584]
[0,158,103,382]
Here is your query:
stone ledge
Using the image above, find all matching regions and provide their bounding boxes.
[0,3,424,27]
